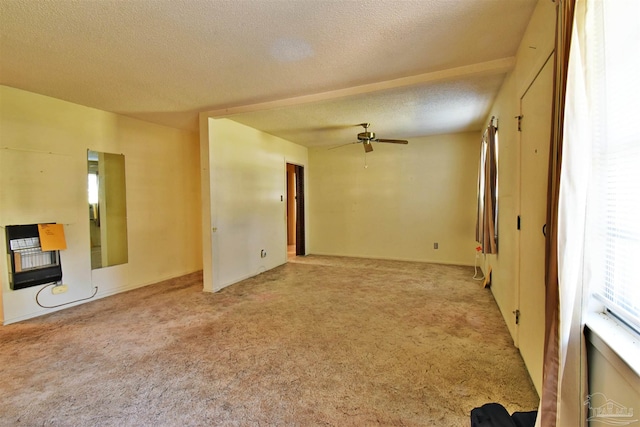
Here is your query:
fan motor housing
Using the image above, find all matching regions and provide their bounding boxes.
[357,131,375,141]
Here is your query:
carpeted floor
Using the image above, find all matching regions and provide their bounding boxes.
[0,256,538,426]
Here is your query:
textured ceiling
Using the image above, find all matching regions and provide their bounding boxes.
[0,0,537,147]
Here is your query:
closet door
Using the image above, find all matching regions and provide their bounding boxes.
[517,54,554,396]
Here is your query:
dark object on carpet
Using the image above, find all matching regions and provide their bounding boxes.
[512,410,538,427]
[471,403,515,427]
[471,403,537,427]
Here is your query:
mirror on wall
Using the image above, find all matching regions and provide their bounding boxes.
[88,150,128,269]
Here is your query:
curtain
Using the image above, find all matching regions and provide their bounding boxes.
[555,3,591,424]
[555,1,640,424]
[475,121,498,254]
[538,0,592,426]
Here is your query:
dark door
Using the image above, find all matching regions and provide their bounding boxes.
[294,165,305,256]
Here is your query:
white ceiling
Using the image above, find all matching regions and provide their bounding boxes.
[0,0,537,148]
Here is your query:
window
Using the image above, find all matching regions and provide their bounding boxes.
[88,172,99,205]
[587,0,640,333]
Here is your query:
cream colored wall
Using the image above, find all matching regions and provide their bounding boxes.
[483,0,556,341]
[0,85,202,324]
[587,333,640,425]
[201,118,308,292]
[309,132,479,265]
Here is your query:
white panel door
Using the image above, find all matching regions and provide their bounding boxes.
[517,55,554,396]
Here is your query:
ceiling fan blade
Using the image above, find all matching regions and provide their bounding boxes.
[328,142,357,150]
[376,138,408,144]
[363,141,373,153]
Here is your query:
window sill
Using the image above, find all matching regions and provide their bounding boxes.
[585,311,640,384]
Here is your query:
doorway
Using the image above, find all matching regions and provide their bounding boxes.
[286,163,305,258]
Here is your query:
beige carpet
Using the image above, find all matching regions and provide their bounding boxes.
[0,256,538,426]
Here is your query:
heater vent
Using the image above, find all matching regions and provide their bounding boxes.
[6,224,62,290]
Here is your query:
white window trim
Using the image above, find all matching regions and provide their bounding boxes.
[586,308,640,384]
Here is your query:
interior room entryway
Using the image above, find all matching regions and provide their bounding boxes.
[286,163,305,259]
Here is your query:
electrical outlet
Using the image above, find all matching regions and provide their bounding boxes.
[51,284,68,295]
[434,242,439,249]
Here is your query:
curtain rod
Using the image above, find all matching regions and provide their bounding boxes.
[482,117,498,139]
[490,116,498,129]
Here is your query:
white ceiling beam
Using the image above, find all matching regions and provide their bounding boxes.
[204,57,515,118]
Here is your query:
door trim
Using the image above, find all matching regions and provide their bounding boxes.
[286,163,306,257]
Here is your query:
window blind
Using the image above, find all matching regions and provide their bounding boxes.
[589,0,640,332]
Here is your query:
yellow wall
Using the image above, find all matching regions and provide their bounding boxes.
[309,132,479,265]
[0,85,202,324]
[201,118,308,292]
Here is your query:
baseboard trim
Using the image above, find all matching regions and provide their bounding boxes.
[306,252,473,268]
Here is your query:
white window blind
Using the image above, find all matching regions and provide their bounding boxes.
[588,0,640,332]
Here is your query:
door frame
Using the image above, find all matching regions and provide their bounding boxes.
[286,162,306,257]
[516,52,554,396]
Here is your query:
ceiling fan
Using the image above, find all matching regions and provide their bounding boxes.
[353,123,408,152]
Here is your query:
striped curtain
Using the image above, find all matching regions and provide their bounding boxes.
[476,121,498,254]
[538,0,577,426]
